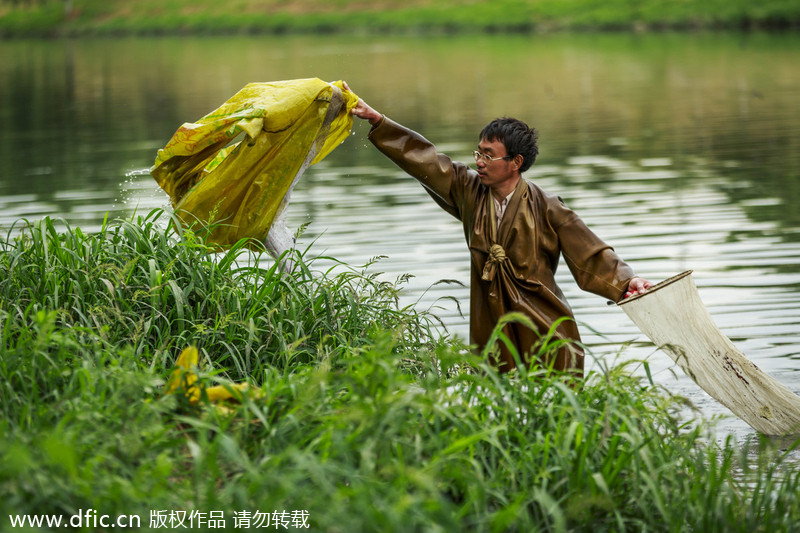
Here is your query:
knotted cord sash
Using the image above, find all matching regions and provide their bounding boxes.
[481,243,507,281]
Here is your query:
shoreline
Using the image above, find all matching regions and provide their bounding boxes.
[2,1,799,39]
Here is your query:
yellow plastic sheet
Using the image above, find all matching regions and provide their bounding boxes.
[151,78,358,249]
[165,346,261,404]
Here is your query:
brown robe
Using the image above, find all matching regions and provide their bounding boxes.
[368,117,635,375]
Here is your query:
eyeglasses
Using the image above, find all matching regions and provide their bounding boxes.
[473,150,511,164]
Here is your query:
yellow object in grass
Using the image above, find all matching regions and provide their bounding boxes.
[165,346,259,404]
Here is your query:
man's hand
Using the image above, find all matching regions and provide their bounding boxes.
[625,276,653,298]
[343,81,382,125]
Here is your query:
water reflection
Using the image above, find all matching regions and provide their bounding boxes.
[1,33,800,441]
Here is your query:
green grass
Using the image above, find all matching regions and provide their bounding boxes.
[0,211,432,377]
[2,0,800,37]
[2,212,800,531]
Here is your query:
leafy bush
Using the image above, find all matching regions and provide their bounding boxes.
[1,213,799,532]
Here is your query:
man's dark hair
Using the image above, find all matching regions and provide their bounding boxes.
[479,118,539,172]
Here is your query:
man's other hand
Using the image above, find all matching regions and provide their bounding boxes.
[343,81,382,125]
[625,276,653,298]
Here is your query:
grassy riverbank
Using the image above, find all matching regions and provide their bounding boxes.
[1,0,799,37]
[2,211,800,531]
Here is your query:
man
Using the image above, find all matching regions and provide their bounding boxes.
[346,84,652,375]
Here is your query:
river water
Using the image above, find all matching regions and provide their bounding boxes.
[2,32,800,442]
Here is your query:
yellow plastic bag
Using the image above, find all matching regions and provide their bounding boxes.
[165,346,261,405]
[151,78,358,250]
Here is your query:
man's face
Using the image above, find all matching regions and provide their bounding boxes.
[475,137,519,192]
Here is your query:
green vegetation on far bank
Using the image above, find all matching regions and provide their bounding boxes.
[2,211,800,531]
[1,0,800,37]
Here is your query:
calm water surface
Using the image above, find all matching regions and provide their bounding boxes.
[2,33,800,441]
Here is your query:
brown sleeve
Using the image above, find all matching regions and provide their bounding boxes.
[548,198,635,302]
[368,116,474,221]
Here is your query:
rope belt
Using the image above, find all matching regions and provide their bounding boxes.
[481,244,507,281]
